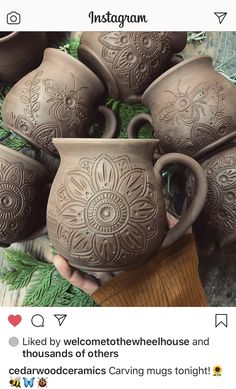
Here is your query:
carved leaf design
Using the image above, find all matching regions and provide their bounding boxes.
[94,234,119,263]
[0,159,10,180]
[118,169,146,203]
[189,81,209,102]
[159,103,175,122]
[142,218,159,240]
[101,47,117,63]
[214,204,235,234]
[20,95,30,104]
[56,187,70,209]
[59,201,86,227]
[215,116,234,136]
[93,155,118,191]
[69,229,93,256]
[113,156,132,176]
[113,46,138,71]
[5,163,24,186]
[130,63,149,88]
[120,223,147,252]
[130,198,156,221]
[190,123,216,147]
[99,32,129,50]
[216,169,236,188]
[65,171,93,201]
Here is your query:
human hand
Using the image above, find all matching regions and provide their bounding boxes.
[53,212,191,294]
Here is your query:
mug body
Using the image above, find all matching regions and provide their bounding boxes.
[47,139,166,271]
[0,32,47,82]
[186,145,236,256]
[143,56,236,158]
[78,31,187,101]
[2,48,106,156]
[0,145,51,246]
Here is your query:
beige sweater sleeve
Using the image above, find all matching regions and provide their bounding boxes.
[92,234,208,307]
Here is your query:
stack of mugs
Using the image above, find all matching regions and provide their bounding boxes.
[0,31,235,270]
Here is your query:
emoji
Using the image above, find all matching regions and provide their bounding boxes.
[213,365,222,376]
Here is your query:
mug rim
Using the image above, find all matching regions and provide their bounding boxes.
[43,47,105,86]
[53,138,160,145]
[0,144,49,173]
[0,31,18,42]
[142,55,212,100]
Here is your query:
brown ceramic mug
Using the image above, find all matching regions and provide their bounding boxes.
[2,48,118,157]
[0,144,51,247]
[78,31,187,101]
[127,56,236,158]
[47,138,207,271]
[186,144,236,258]
[0,32,47,83]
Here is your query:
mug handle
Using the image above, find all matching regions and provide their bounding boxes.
[153,153,208,249]
[97,105,120,138]
[127,113,153,139]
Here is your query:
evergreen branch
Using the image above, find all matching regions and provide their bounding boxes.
[0,268,35,289]
[54,286,99,307]
[3,248,46,270]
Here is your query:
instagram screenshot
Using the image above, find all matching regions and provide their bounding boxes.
[0,1,235,388]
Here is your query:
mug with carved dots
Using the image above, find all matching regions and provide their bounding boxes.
[47,137,207,271]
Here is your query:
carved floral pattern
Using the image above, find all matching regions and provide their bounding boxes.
[53,154,159,266]
[5,72,89,154]
[158,81,236,155]
[98,32,174,92]
[0,158,35,242]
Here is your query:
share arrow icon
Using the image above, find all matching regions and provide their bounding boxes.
[214,12,227,24]
[54,314,67,326]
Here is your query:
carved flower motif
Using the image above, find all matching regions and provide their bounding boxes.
[159,81,209,126]
[43,75,88,127]
[56,154,158,266]
[0,159,34,241]
[98,32,174,91]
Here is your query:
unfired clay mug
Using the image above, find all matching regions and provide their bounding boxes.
[186,144,236,257]
[2,48,118,156]
[0,32,47,83]
[78,31,187,101]
[127,56,236,158]
[47,139,207,271]
[0,144,51,247]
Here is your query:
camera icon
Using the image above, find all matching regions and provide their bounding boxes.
[6,11,21,25]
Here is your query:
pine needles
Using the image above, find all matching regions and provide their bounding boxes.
[0,248,98,307]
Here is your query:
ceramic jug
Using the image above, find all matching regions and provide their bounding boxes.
[0,32,47,83]
[2,48,118,156]
[127,56,236,158]
[78,31,187,101]
[47,138,207,271]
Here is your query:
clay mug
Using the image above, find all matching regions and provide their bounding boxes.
[2,48,118,157]
[47,138,207,271]
[0,32,47,83]
[186,144,236,257]
[0,144,51,247]
[127,56,236,158]
[78,31,187,101]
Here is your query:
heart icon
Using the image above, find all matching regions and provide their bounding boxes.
[8,315,22,327]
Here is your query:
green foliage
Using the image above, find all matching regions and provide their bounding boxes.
[106,99,153,139]
[187,31,207,43]
[59,35,80,58]
[0,248,98,307]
